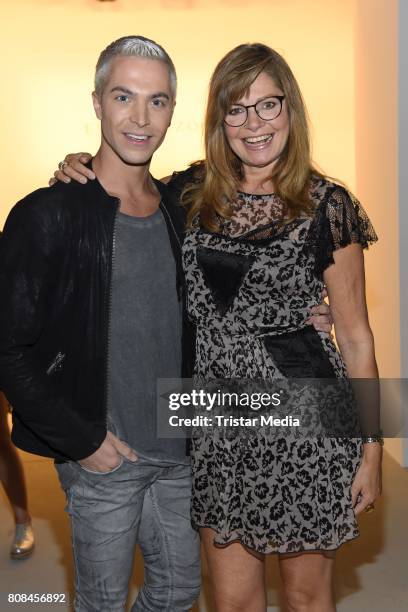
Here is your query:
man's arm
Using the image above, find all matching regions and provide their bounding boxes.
[307,288,333,333]
[0,198,105,460]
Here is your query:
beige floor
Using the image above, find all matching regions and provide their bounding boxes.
[0,448,407,612]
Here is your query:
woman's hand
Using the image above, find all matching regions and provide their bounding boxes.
[49,152,95,186]
[351,443,382,515]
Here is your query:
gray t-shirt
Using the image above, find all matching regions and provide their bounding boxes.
[107,208,188,464]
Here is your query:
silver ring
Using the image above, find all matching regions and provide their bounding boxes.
[58,160,68,171]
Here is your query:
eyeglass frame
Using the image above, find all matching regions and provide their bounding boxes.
[223,95,286,127]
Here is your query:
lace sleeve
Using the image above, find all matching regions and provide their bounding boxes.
[312,184,378,276]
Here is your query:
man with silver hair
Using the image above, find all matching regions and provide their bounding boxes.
[0,35,200,611]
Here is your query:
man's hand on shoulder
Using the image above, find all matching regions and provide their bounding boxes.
[78,431,138,473]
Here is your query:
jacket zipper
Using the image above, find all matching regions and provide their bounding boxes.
[104,200,119,431]
[159,200,182,249]
[46,351,65,375]
[159,198,186,307]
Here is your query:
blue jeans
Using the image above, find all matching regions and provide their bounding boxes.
[55,455,200,612]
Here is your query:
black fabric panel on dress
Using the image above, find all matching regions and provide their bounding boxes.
[196,246,255,316]
[263,326,336,378]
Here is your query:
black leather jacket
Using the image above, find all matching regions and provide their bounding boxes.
[0,174,193,461]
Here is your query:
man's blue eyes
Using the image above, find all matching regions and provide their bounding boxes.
[114,96,166,107]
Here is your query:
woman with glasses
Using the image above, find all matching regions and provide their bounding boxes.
[52,43,382,612]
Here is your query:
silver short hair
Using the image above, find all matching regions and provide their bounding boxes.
[94,35,177,98]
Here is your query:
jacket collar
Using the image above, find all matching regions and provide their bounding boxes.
[84,158,174,210]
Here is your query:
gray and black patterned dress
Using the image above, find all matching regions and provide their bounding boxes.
[173,170,377,554]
